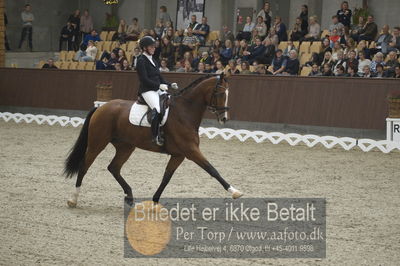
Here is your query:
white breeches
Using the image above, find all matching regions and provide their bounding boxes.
[141,89,167,113]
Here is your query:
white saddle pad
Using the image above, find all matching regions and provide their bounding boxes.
[129,102,169,127]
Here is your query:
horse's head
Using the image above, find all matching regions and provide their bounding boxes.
[207,73,230,125]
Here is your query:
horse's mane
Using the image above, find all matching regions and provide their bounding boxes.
[173,74,215,96]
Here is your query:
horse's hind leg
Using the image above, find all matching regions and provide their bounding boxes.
[108,142,135,206]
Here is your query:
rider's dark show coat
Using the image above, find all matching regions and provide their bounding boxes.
[136,54,170,95]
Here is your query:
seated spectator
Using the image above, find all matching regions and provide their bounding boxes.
[210,51,221,67]
[320,51,334,70]
[254,16,267,40]
[238,39,249,59]
[375,25,392,54]
[126,18,141,41]
[176,60,193,72]
[373,64,385,78]
[160,37,175,68]
[304,52,320,67]
[321,63,334,76]
[351,16,365,40]
[333,51,347,75]
[115,19,128,43]
[337,1,352,28]
[214,60,225,74]
[290,17,307,41]
[193,16,209,45]
[130,47,141,69]
[96,51,118,70]
[154,20,164,38]
[172,29,184,52]
[42,58,58,69]
[357,51,371,75]
[370,52,385,73]
[173,61,182,71]
[269,49,287,75]
[283,50,300,75]
[264,27,279,49]
[331,41,343,60]
[232,40,241,59]
[308,64,322,76]
[362,65,373,77]
[261,38,276,65]
[329,29,341,47]
[197,51,212,65]
[243,36,266,64]
[257,2,273,32]
[388,27,400,54]
[335,65,346,76]
[83,30,101,46]
[385,51,399,76]
[318,38,332,64]
[329,15,345,36]
[122,59,131,71]
[346,65,360,77]
[204,63,213,73]
[80,9,93,39]
[304,16,320,41]
[181,51,194,67]
[356,40,371,59]
[394,66,400,78]
[159,59,169,72]
[346,50,359,70]
[76,40,97,62]
[212,39,223,54]
[117,49,127,65]
[357,15,378,42]
[197,62,206,73]
[162,26,174,40]
[299,5,309,33]
[283,40,298,57]
[179,27,199,58]
[253,65,267,75]
[59,21,74,51]
[220,25,235,44]
[237,16,255,41]
[100,41,121,61]
[159,5,171,27]
[227,59,240,75]
[273,16,288,42]
[221,40,233,64]
[186,15,199,32]
[343,38,357,56]
[240,61,252,75]
[115,63,122,71]
[148,29,158,40]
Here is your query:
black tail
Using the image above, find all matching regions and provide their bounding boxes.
[64,108,97,178]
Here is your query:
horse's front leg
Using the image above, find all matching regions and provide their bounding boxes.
[153,155,185,203]
[186,147,243,199]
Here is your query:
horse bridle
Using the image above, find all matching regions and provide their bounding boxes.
[208,80,230,120]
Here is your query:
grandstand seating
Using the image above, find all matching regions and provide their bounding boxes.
[300,66,312,76]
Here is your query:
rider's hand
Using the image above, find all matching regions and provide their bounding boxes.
[159,84,168,91]
[171,83,179,90]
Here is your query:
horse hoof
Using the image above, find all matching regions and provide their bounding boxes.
[67,199,77,208]
[125,197,134,207]
[232,191,244,199]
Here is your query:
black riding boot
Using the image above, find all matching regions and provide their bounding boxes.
[150,108,164,146]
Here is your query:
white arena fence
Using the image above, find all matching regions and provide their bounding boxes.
[1,112,400,154]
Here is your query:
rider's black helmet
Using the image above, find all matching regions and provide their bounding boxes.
[139,36,156,50]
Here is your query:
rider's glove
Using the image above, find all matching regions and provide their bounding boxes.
[171,83,179,89]
[159,84,168,91]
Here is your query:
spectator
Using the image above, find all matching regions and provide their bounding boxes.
[362,65,372,77]
[100,41,121,62]
[42,58,58,69]
[59,21,74,51]
[126,18,141,41]
[261,38,276,65]
[179,27,199,58]
[309,64,322,76]
[329,15,345,37]
[193,17,210,45]
[212,39,223,54]
[80,9,93,39]
[177,60,193,72]
[115,63,122,71]
[243,37,266,64]
[356,40,371,59]
[198,51,212,65]
[329,29,341,46]
[197,62,206,73]
[264,27,279,49]
[346,65,360,77]
[239,40,249,59]
[173,61,182,71]
[214,61,225,74]
[254,16,267,40]
[115,19,128,43]
[221,40,233,64]
[370,52,385,73]
[351,16,365,39]
[117,49,127,65]
[304,16,320,41]
[18,4,34,51]
[274,16,288,42]
[375,25,392,54]
[220,25,235,44]
[181,51,194,67]
[394,66,400,78]
[333,51,347,74]
[388,27,400,53]
[283,50,300,75]
[160,37,175,68]
[187,15,199,31]
[154,20,164,38]
[96,51,117,70]
[321,63,334,76]
[269,49,287,75]
[320,51,334,70]
[227,59,240,75]
[253,65,267,75]
[210,51,221,67]
[257,2,273,32]
[357,51,371,75]
[232,40,241,60]
[122,59,132,71]
[78,40,97,62]
[373,64,385,78]
[68,10,81,51]
[240,61,252,75]
[204,63,213,73]
[83,30,101,46]
[304,53,320,67]
[159,6,171,27]
[283,40,297,57]
[130,47,141,69]
[172,29,184,53]
[358,15,378,42]
[159,59,170,72]
[335,65,346,76]
[237,16,255,41]
[318,38,332,64]
[343,38,357,56]
[300,5,309,33]
[162,25,174,40]
[337,1,352,28]
[331,41,344,61]
[291,17,307,41]
[385,51,399,77]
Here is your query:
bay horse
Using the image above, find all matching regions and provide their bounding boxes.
[64,73,243,207]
